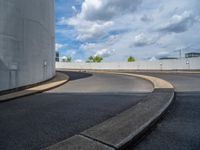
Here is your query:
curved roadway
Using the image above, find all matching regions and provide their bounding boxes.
[0,71,153,150]
[1,71,199,150]
[49,71,153,93]
[126,72,200,150]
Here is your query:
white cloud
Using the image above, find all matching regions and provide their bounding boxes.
[95,48,115,58]
[57,17,68,25]
[55,43,63,51]
[158,11,196,33]
[140,15,153,22]
[58,17,111,41]
[67,17,113,41]
[57,0,200,61]
[64,49,77,57]
[79,0,142,21]
[80,43,97,51]
[133,33,157,47]
[60,0,141,41]
[72,6,77,13]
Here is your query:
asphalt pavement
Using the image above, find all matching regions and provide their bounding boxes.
[0,71,153,150]
[126,72,200,150]
[2,71,199,150]
[49,71,153,93]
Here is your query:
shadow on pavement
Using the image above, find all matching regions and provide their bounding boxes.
[59,71,93,81]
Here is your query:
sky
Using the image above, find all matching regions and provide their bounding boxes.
[55,0,200,62]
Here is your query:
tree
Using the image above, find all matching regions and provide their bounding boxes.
[88,56,94,62]
[86,56,103,63]
[128,56,135,62]
[66,56,72,62]
[94,56,103,62]
[62,56,72,62]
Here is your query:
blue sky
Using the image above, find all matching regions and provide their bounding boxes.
[55,0,200,62]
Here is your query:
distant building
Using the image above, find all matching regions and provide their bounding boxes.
[55,51,59,62]
[185,52,200,58]
[159,57,178,60]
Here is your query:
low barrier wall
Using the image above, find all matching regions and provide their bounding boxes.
[56,57,200,70]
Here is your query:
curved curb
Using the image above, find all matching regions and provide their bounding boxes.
[0,72,69,102]
[44,71,175,150]
[97,72,174,89]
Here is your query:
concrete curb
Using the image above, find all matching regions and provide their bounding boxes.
[44,71,175,150]
[0,72,69,102]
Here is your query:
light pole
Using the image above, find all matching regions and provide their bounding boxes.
[186,60,190,70]
[160,62,163,71]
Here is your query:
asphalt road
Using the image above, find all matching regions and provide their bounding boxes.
[126,72,200,150]
[0,71,153,150]
[50,71,153,93]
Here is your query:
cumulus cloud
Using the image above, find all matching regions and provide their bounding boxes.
[95,48,115,58]
[80,43,97,50]
[55,43,63,51]
[72,6,77,13]
[79,0,142,21]
[140,15,152,22]
[59,0,142,41]
[133,33,157,47]
[57,17,69,25]
[67,50,77,56]
[158,11,196,33]
[67,17,113,41]
[56,0,200,61]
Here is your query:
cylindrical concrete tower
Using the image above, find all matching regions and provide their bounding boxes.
[0,0,55,91]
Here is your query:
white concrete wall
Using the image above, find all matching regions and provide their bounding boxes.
[0,0,55,91]
[56,57,200,71]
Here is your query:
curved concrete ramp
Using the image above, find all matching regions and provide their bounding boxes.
[44,72,175,150]
[50,71,153,93]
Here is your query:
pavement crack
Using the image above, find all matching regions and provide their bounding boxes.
[79,133,117,150]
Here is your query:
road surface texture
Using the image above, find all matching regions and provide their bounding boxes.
[0,71,153,150]
[50,71,153,93]
[126,72,200,150]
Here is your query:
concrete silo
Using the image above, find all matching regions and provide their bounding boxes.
[0,0,55,91]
